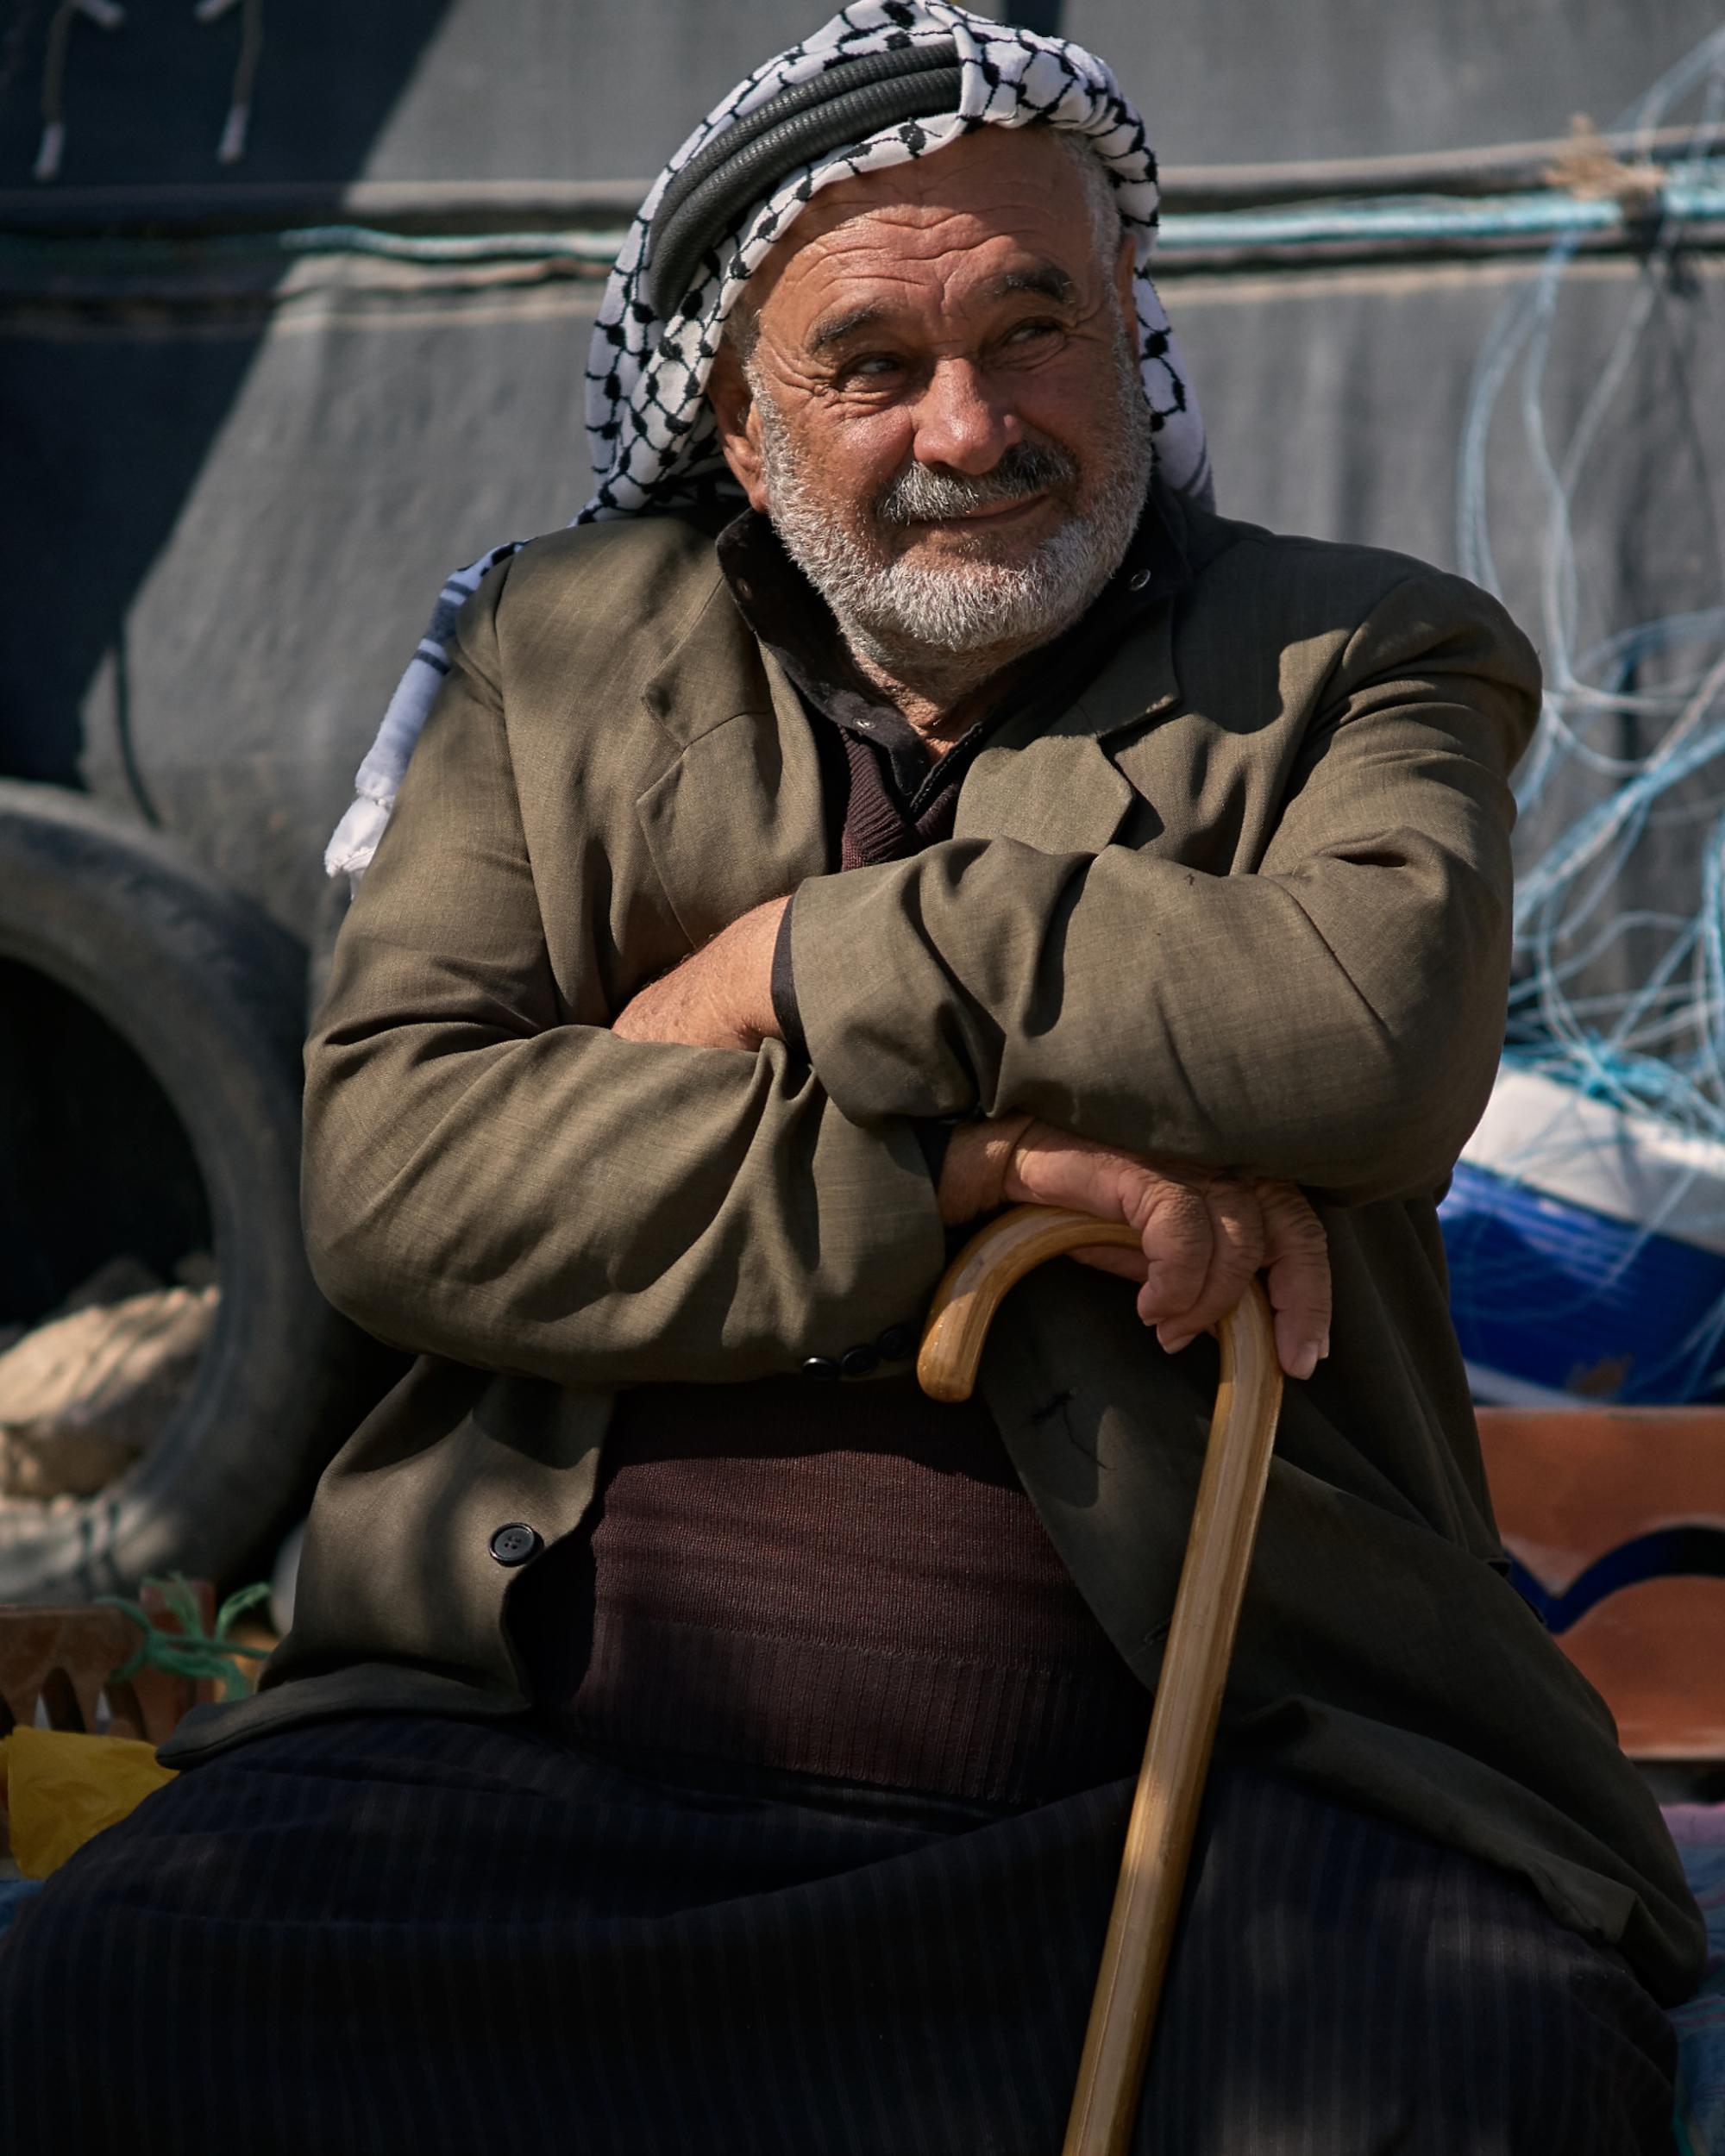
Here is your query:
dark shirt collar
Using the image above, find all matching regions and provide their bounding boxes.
[717,479,1192,811]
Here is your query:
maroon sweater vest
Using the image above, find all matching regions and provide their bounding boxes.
[567,1377,1149,1804]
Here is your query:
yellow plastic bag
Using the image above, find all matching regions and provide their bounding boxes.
[0,1726,176,1878]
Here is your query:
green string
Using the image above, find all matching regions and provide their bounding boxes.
[95,1573,273,1703]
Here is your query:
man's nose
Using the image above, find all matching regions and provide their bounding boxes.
[908,358,1022,475]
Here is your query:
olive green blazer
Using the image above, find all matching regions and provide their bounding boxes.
[163,498,1703,2003]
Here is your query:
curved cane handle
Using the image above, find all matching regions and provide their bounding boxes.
[916,1206,1144,1404]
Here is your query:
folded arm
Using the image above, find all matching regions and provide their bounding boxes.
[781,572,1540,1206]
[302,587,946,1389]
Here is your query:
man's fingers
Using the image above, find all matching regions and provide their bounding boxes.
[1257,1180,1332,1380]
[608,897,787,1051]
[1126,1176,1215,1334]
[1153,1179,1266,1353]
[1006,1126,1329,1384]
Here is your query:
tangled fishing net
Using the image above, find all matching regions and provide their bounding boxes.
[1459,26,1725,1143]
[1449,25,1725,1398]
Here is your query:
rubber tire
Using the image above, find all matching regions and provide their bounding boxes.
[0,780,352,1601]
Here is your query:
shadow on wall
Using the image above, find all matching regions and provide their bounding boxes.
[0,0,454,794]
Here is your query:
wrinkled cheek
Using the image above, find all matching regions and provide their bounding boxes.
[800,410,917,517]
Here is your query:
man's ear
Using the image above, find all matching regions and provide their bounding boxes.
[1113,229,1139,360]
[706,341,771,512]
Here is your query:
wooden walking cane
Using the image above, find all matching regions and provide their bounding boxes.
[917,1205,1284,2156]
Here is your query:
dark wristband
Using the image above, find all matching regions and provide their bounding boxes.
[769,895,807,1061]
[913,1119,955,1186]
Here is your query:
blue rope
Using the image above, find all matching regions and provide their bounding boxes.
[255,225,627,263]
[8,166,1725,274]
[1162,173,1725,254]
[231,173,1725,260]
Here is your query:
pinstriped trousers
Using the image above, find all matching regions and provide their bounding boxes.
[0,1714,1676,2155]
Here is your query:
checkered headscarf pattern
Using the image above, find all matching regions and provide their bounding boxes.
[327,0,1208,881]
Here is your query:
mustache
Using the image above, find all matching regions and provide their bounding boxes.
[873,440,1079,528]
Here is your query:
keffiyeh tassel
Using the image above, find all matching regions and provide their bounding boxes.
[324,543,523,881]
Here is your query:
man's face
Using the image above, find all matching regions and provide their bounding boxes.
[708,127,1152,671]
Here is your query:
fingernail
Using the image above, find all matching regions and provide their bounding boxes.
[1159,1332,1193,1355]
[1289,1344,1319,1381]
[1319,1333,1331,1361]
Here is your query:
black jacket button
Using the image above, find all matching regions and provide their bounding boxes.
[839,1344,879,1379]
[800,1356,841,1382]
[488,1523,542,1568]
[875,1323,917,1363]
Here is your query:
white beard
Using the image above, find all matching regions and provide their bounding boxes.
[752,333,1155,685]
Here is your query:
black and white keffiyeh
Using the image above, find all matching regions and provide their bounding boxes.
[326,0,1209,881]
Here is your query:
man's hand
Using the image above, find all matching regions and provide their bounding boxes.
[611,897,789,1051]
[938,1115,1331,1382]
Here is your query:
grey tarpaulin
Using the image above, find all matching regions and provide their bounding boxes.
[3,0,1717,187]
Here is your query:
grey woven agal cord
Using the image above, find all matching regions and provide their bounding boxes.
[326,0,1210,884]
[645,43,965,319]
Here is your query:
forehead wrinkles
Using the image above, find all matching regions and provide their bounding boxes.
[798,221,1052,311]
[757,210,1099,360]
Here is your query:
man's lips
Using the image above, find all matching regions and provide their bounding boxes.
[906,491,1051,530]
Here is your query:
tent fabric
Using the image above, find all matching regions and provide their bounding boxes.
[5,0,1723,191]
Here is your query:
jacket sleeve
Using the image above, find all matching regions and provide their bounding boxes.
[785,571,1540,1206]
[302,579,946,1389]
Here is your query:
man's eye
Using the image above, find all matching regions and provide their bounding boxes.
[1003,318,1061,347]
[842,353,905,381]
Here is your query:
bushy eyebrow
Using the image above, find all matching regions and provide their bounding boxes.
[806,302,892,354]
[802,262,1080,355]
[982,265,1077,306]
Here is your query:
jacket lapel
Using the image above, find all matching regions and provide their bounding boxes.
[634,580,829,947]
[636,567,1188,920]
[955,599,1182,853]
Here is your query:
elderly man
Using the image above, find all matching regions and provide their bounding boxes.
[1,7,1701,2153]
